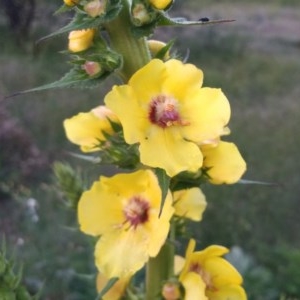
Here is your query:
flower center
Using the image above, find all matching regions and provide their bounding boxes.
[123,196,150,229]
[149,95,188,128]
[189,263,215,291]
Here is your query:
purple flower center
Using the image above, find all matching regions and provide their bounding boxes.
[123,196,150,228]
[149,95,183,128]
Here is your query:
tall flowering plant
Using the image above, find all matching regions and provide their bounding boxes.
[21,0,248,299]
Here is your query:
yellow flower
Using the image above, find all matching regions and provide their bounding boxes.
[179,240,247,300]
[149,0,173,10]
[63,105,119,152]
[64,0,78,6]
[68,29,95,52]
[173,188,207,221]
[78,170,174,278]
[201,141,246,184]
[96,273,130,300]
[105,59,230,177]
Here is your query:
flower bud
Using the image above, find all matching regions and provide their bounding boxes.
[68,29,95,53]
[82,61,102,77]
[64,0,78,6]
[148,39,170,59]
[84,0,106,18]
[162,282,181,300]
[149,0,173,10]
[132,3,152,25]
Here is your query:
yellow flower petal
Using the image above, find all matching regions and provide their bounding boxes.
[181,272,208,300]
[139,127,203,177]
[179,239,197,281]
[96,273,130,300]
[195,245,229,259]
[204,257,243,287]
[95,228,149,278]
[180,88,231,143]
[104,85,149,144]
[173,188,207,221]
[149,0,172,10]
[201,141,246,184]
[174,255,185,275]
[63,106,117,152]
[147,191,174,257]
[64,0,78,6]
[207,284,247,300]
[164,59,204,101]
[128,58,166,102]
[78,177,124,236]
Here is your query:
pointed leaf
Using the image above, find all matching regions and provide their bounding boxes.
[158,12,235,27]
[95,277,119,300]
[238,179,279,186]
[155,39,175,60]
[154,168,170,216]
[67,152,101,163]
[54,4,72,15]
[5,68,111,99]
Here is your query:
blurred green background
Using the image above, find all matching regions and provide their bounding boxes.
[0,0,300,299]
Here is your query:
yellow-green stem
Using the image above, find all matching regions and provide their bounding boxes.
[105,0,151,82]
[146,242,175,300]
[105,2,172,298]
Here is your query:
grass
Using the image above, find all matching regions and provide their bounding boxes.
[1,1,300,299]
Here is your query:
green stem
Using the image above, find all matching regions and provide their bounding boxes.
[105,0,151,82]
[146,241,175,300]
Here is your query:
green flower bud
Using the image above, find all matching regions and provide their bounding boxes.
[132,3,152,26]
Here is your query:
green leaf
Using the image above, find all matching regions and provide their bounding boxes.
[39,0,122,41]
[54,4,72,15]
[67,152,101,163]
[154,39,175,60]
[6,67,110,98]
[158,12,235,27]
[154,168,170,217]
[95,277,119,300]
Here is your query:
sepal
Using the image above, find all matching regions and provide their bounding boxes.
[98,128,140,169]
[11,49,121,95]
[54,4,74,15]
